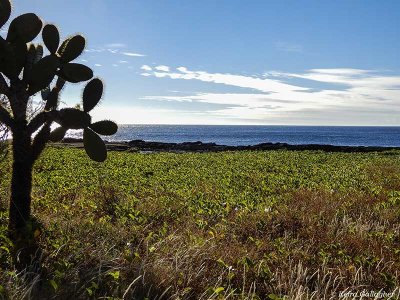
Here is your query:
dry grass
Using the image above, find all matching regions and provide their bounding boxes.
[2,188,399,299]
[1,149,400,299]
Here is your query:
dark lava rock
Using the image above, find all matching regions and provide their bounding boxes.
[124,140,400,153]
[62,137,83,143]
[61,139,400,153]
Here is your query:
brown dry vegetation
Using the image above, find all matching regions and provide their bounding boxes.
[0,148,400,299]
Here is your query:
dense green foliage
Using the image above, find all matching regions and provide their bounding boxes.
[29,148,400,214]
[1,148,400,298]
[26,148,400,204]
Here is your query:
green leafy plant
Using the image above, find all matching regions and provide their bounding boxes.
[0,0,117,236]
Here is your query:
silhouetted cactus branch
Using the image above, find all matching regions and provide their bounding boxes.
[27,110,58,134]
[31,122,51,161]
[0,73,10,96]
[0,103,12,127]
[0,0,118,237]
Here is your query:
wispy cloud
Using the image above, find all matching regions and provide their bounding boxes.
[146,66,309,93]
[105,43,126,48]
[122,52,146,57]
[94,63,102,67]
[85,45,145,57]
[140,65,400,124]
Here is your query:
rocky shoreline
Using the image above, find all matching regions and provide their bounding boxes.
[59,138,400,153]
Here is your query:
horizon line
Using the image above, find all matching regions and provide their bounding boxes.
[116,123,400,127]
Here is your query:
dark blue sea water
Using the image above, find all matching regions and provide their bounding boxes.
[69,125,400,147]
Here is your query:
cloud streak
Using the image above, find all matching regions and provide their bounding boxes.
[140,66,400,124]
[85,46,145,57]
[122,52,146,57]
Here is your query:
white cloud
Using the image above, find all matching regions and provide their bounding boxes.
[141,65,152,71]
[122,52,146,57]
[310,68,371,75]
[141,66,400,124]
[155,65,170,72]
[94,63,102,67]
[147,68,309,94]
[177,67,189,73]
[119,60,128,64]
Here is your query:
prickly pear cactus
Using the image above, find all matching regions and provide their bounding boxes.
[0,0,117,162]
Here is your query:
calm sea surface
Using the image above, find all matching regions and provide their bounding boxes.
[68,125,400,147]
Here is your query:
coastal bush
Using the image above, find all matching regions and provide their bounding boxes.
[0,0,117,240]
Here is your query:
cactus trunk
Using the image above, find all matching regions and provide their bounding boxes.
[1,0,117,242]
[8,122,33,234]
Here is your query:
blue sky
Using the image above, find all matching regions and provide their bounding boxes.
[9,0,400,125]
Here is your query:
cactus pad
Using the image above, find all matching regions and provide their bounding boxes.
[44,89,59,111]
[42,24,59,54]
[0,37,15,77]
[90,120,118,136]
[12,40,28,75]
[34,44,44,63]
[0,0,11,29]
[83,127,107,162]
[60,63,93,83]
[49,127,67,142]
[7,13,43,43]
[57,108,91,129]
[83,78,103,112]
[27,55,60,95]
[23,43,36,76]
[58,35,85,63]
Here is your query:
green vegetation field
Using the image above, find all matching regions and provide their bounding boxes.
[1,147,400,299]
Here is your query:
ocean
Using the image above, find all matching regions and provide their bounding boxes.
[67,125,400,147]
